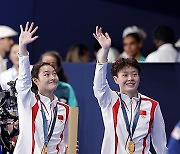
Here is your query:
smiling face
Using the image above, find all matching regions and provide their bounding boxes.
[33,64,59,95]
[113,66,140,97]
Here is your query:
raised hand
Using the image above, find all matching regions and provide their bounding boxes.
[19,22,38,46]
[19,22,38,56]
[93,26,111,51]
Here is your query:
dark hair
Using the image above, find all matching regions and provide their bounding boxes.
[153,25,175,44]
[31,61,56,94]
[40,51,68,83]
[78,44,89,56]
[66,44,89,62]
[125,33,141,43]
[111,58,141,76]
[93,41,102,53]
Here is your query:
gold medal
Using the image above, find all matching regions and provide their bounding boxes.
[41,145,48,154]
[128,141,135,154]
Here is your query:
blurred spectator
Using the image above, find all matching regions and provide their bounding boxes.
[120,33,146,62]
[0,44,32,91]
[0,25,17,74]
[65,44,91,62]
[93,41,120,63]
[175,39,180,51]
[0,44,19,90]
[122,25,147,41]
[40,51,78,107]
[120,26,146,62]
[93,41,101,62]
[167,121,180,154]
[97,47,120,63]
[146,25,179,62]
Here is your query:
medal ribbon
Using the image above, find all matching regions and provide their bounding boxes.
[37,95,58,147]
[120,94,141,140]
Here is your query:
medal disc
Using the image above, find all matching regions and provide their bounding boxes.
[128,141,135,153]
[41,145,48,154]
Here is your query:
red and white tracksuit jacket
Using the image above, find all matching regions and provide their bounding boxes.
[93,63,167,154]
[14,55,69,154]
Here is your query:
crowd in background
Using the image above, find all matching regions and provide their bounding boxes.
[1,24,180,73]
[60,25,180,63]
[1,24,180,98]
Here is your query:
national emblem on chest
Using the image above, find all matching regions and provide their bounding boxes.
[54,110,66,134]
[134,103,152,137]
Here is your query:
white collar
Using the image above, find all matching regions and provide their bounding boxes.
[120,92,140,104]
[38,92,58,108]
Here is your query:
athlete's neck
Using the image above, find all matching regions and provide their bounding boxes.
[39,91,54,102]
[121,91,138,99]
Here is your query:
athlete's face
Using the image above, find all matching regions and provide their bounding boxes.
[33,65,59,94]
[113,66,140,97]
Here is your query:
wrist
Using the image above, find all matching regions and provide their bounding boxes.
[102,46,110,53]
[97,48,109,63]
[19,44,28,56]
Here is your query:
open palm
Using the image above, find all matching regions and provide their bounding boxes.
[93,26,111,51]
[19,22,38,45]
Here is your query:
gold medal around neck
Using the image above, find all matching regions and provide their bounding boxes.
[41,145,48,154]
[128,141,135,154]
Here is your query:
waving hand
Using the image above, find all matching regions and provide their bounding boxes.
[93,26,111,51]
[93,26,111,63]
[19,22,38,56]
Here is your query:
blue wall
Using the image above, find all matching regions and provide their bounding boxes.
[0,0,33,41]
[63,63,180,154]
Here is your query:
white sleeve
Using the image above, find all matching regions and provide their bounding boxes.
[151,104,168,154]
[16,55,36,108]
[93,63,116,108]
